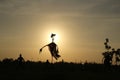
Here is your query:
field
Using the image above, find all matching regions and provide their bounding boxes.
[0,61,120,80]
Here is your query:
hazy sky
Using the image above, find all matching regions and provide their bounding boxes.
[0,0,120,63]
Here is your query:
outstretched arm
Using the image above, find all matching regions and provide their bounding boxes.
[39,44,48,53]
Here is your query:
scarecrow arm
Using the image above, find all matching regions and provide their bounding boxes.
[39,44,48,53]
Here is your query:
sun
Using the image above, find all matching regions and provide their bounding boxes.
[40,23,65,44]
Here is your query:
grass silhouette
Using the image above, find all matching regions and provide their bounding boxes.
[0,59,120,80]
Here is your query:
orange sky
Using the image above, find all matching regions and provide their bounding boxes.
[0,0,120,63]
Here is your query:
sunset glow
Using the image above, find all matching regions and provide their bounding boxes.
[0,0,120,63]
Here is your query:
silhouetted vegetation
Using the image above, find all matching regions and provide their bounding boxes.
[102,38,120,68]
[0,58,120,80]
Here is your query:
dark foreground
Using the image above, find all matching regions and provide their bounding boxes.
[0,61,120,80]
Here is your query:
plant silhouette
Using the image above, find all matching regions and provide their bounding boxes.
[102,38,113,69]
[39,33,61,63]
[102,38,120,67]
[17,54,25,68]
[115,49,120,65]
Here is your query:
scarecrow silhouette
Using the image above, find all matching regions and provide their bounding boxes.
[39,33,61,63]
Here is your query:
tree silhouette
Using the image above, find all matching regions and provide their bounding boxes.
[102,38,113,68]
[102,38,120,66]
[115,49,120,65]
